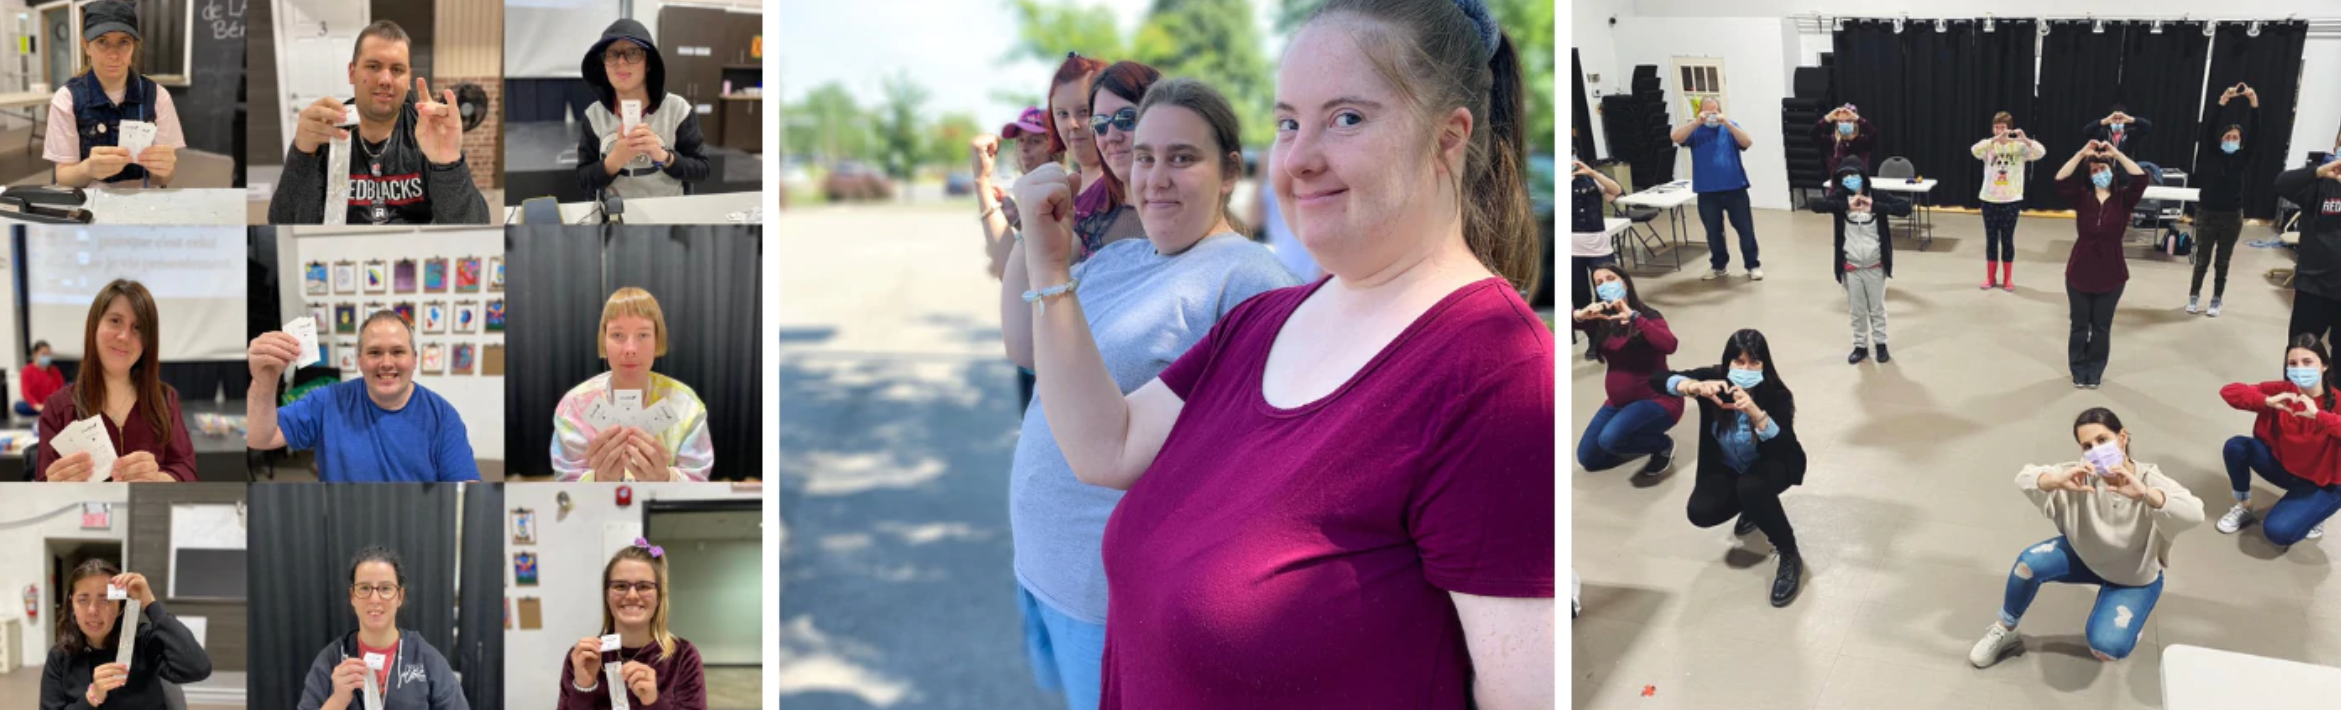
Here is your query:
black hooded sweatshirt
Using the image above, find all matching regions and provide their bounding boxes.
[1808,156,1911,283]
[576,19,712,198]
[40,601,214,710]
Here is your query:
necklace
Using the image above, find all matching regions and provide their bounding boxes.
[356,135,389,224]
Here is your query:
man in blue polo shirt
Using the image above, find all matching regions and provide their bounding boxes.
[1672,96,1762,281]
[246,310,479,481]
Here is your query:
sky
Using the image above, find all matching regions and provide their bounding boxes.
[775,0,1284,129]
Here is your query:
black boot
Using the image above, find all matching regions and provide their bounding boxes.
[1848,346,1868,364]
[1734,515,1759,536]
[1770,552,1805,608]
[1875,343,1892,363]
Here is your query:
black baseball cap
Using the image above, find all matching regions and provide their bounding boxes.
[82,0,139,42]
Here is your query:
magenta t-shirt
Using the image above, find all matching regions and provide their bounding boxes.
[1097,277,1556,709]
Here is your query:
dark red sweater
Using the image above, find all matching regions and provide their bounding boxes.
[2221,380,2341,488]
[2057,172,2149,294]
[1575,313,1685,423]
[557,637,706,710]
[34,384,196,481]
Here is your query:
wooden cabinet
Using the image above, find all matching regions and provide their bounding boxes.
[722,98,762,154]
[659,6,728,148]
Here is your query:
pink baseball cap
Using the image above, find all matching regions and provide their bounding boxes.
[1001,107,1048,139]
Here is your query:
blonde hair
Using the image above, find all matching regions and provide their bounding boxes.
[597,287,668,358]
[599,546,677,661]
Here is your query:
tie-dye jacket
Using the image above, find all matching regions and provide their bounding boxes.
[550,371,713,481]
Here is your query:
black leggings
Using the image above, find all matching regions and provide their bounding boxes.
[1687,458,1799,556]
[1982,202,2022,263]
[2191,210,2243,298]
[2068,285,2124,384]
[2291,289,2341,349]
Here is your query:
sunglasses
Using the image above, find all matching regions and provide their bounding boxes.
[1089,108,1137,136]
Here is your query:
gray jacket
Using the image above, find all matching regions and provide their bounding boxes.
[297,629,468,710]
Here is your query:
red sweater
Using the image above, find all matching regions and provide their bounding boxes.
[1575,313,1685,423]
[2221,381,2341,487]
[556,637,705,710]
[33,384,197,481]
[19,363,62,408]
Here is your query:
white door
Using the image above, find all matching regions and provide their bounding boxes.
[270,0,368,150]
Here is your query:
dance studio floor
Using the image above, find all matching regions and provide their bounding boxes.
[1571,205,2341,709]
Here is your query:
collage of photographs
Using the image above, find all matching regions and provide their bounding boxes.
[0,0,779,710]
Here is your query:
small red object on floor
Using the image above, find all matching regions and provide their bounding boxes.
[1642,685,1656,697]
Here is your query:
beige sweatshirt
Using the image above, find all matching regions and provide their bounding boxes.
[2015,461,2205,587]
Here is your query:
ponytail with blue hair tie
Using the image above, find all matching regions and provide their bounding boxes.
[1450,0,1501,64]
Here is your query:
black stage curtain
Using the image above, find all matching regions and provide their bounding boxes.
[2032,20,2132,211]
[1573,48,1598,160]
[506,226,765,480]
[1831,19,1906,192]
[2118,21,2212,174]
[2204,20,2309,220]
[455,483,507,709]
[247,484,481,711]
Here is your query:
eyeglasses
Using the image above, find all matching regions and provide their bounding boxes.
[351,584,402,599]
[1089,108,1137,136]
[608,581,660,596]
[603,48,647,66]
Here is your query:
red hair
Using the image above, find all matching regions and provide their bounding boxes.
[1044,54,1108,156]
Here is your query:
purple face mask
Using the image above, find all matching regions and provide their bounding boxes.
[2084,440,2124,474]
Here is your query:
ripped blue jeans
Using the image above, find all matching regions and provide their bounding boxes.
[1999,536,2163,660]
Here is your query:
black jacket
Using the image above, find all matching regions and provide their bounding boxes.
[2277,166,2341,299]
[40,601,213,710]
[2195,100,2261,212]
[267,99,491,225]
[2081,115,2154,154]
[1649,365,1807,487]
[1809,156,1911,282]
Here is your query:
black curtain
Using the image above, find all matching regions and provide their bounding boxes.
[1572,49,1598,160]
[1831,20,1906,190]
[2205,20,2309,220]
[455,483,507,710]
[506,226,765,479]
[2118,21,2212,174]
[2032,20,2130,211]
[247,484,466,711]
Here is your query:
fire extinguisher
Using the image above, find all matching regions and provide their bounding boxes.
[23,584,37,618]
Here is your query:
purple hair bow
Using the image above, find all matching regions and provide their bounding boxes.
[634,537,663,558]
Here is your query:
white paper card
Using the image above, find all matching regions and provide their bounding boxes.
[114,597,140,670]
[614,390,643,414]
[621,100,642,136]
[605,660,630,711]
[361,653,385,712]
[285,317,323,368]
[600,633,623,652]
[117,120,156,163]
[52,415,118,482]
[324,132,351,226]
[341,104,362,127]
[106,584,127,600]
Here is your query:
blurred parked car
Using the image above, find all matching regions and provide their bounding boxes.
[945,171,976,197]
[825,163,894,202]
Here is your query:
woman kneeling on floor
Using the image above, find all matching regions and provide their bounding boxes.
[1970,407,2203,668]
[2215,333,2341,544]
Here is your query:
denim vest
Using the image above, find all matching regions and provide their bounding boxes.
[66,71,155,183]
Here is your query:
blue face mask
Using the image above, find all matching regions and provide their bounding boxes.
[2289,367,2323,390]
[2221,140,2241,154]
[2109,121,2125,132]
[1836,122,1856,136]
[34,355,50,368]
[2091,171,2112,189]
[1595,281,1626,303]
[1728,368,1764,389]
[1841,175,1864,192]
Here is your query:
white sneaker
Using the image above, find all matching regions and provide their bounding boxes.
[2217,502,2257,534]
[1749,268,1766,281]
[2208,298,2223,318]
[2311,522,2325,540]
[1703,270,1728,281]
[2186,296,2200,314]
[1969,623,2020,668]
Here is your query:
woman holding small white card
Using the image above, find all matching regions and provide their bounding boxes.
[35,279,194,482]
[575,19,710,199]
[550,288,713,481]
[43,0,182,189]
[299,546,469,710]
[39,559,212,710]
[559,540,706,710]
